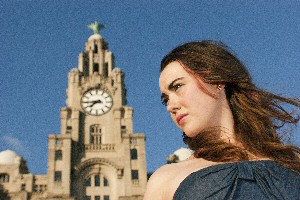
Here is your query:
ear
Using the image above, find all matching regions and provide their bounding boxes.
[216,84,227,100]
[217,84,225,90]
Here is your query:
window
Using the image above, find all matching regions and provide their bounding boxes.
[131,170,139,180]
[90,125,102,144]
[90,135,94,144]
[85,174,111,199]
[39,185,43,192]
[104,195,110,200]
[85,177,91,187]
[66,126,72,134]
[85,196,91,200]
[93,63,99,73]
[95,196,101,200]
[21,183,26,191]
[103,177,109,186]
[94,44,98,53]
[95,175,100,186]
[55,150,62,160]
[104,63,108,77]
[34,185,38,192]
[130,148,138,160]
[121,125,126,135]
[0,173,9,183]
[54,171,62,182]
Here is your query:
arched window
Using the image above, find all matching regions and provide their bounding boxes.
[131,148,138,160]
[104,177,109,186]
[85,173,110,199]
[85,176,91,187]
[90,124,102,144]
[95,175,100,186]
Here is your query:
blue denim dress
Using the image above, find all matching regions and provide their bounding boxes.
[173,160,300,200]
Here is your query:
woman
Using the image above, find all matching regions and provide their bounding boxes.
[144,41,300,200]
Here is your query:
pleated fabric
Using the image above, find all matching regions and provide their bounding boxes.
[173,160,300,200]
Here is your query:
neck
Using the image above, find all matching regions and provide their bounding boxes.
[216,97,238,144]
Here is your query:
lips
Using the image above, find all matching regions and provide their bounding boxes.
[176,114,188,124]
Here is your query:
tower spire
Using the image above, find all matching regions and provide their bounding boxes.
[88,21,105,34]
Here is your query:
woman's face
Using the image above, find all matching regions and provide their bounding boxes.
[159,61,224,137]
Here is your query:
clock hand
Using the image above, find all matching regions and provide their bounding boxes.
[87,99,103,107]
[95,99,103,104]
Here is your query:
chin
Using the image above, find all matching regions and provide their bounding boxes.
[183,130,199,138]
[183,126,206,138]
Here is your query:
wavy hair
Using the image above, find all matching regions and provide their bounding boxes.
[161,41,300,172]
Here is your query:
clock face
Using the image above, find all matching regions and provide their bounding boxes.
[80,89,113,116]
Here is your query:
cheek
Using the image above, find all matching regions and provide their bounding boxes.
[180,88,206,108]
[188,90,220,117]
[178,89,195,106]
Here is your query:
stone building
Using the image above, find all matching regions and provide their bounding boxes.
[0,23,147,200]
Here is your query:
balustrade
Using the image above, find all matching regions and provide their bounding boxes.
[85,144,115,151]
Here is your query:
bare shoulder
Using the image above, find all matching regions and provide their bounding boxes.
[143,163,180,200]
[143,158,217,200]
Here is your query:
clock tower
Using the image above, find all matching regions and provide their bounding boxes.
[46,22,147,200]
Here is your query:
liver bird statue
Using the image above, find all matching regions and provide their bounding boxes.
[88,21,105,34]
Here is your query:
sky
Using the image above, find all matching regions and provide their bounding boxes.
[1,1,300,175]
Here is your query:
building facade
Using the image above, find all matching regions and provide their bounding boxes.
[0,25,147,200]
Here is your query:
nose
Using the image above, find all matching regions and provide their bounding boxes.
[167,95,180,114]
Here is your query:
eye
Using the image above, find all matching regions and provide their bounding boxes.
[172,83,183,91]
[161,96,169,106]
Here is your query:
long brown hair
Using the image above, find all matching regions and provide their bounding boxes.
[161,41,300,172]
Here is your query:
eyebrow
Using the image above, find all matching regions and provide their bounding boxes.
[161,77,184,99]
[168,77,184,90]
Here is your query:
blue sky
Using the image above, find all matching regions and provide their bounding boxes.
[1,1,300,174]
